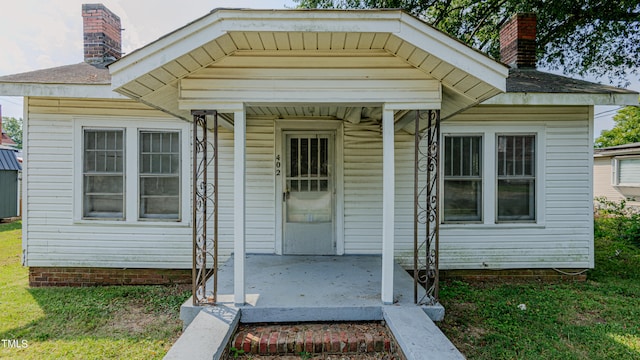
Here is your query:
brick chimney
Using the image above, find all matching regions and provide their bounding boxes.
[499,13,537,68]
[82,3,122,64]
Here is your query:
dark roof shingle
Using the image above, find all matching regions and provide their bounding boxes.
[0,62,110,85]
[506,69,637,95]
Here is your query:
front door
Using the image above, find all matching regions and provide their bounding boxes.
[283,132,335,255]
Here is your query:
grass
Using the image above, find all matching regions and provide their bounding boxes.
[0,221,191,360]
[438,212,640,359]
[2,204,639,359]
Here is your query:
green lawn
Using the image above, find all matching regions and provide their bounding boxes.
[438,216,640,359]
[0,221,191,360]
[2,210,639,359]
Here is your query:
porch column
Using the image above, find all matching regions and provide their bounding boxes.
[234,105,246,306]
[381,106,395,305]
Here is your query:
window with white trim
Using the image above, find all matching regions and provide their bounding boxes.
[496,134,536,222]
[613,157,640,186]
[78,121,186,223]
[83,129,125,219]
[443,135,482,222]
[139,130,181,220]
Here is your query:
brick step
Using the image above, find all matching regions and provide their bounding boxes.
[231,322,396,356]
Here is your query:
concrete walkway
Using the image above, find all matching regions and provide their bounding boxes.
[170,255,462,360]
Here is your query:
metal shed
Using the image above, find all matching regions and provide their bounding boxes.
[0,148,21,218]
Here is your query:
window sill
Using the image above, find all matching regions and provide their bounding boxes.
[614,184,640,188]
[73,219,190,228]
[440,222,546,230]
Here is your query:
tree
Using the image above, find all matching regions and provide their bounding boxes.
[2,117,22,149]
[294,0,640,86]
[595,104,640,148]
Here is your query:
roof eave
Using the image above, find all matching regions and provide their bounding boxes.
[0,82,125,99]
[594,149,640,157]
[482,92,639,106]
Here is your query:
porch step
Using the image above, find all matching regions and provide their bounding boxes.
[230,322,398,356]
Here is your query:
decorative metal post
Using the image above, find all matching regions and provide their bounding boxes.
[414,109,440,305]
[192,110,218,305]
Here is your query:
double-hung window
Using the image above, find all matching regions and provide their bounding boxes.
[139,131,181,220]
[497,134,536,222]
[83,129,125,219]
[443,135,482,222]
[80,124,183,222]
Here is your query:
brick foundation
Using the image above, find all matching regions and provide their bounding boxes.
[28,267,191,287]
[440,268,588,282]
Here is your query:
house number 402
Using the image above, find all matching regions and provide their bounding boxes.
[275,155,281,176]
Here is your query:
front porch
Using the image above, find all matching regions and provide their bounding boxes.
[106,9,510,310]
[172,255,459,360]
[180,254,443,327]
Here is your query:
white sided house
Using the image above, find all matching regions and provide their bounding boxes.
[0,6,638,305]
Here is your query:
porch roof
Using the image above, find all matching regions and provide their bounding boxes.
[107,9,509,121]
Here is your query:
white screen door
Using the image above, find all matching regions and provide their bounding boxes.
[283,132,335,255]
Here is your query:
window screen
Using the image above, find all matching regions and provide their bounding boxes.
[83,129,125,219]
[139,131,180,220]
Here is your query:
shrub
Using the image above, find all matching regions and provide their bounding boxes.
[594,197,640,247]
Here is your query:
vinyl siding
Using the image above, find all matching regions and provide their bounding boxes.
[25,97,194,268]
[341,106,595,270]
[215,119,277,256]
[435,105,594,269]
[342,121,415,256]
[25,97,594,270]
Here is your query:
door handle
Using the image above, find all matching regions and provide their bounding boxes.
[283,190,290,202]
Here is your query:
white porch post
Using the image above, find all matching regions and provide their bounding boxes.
[381,106,395,305]
[234,105,246,306]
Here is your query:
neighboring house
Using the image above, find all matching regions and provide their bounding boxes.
[594,142,640,208]
[0,131,16,147]
[0,147,22,218]
[0,5,637,304]
[0,117,17,148]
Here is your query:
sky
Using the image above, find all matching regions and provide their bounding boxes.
[0,0,637,140]
[0,0,295,118]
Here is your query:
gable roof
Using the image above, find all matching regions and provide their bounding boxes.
[107,9,509,120]
[0,149,21,171]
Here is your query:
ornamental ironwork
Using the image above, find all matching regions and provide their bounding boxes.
[414,109,440,305]
[192,110,219,305]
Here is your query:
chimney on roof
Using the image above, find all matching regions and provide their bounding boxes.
[82,3,122,64]
[499,13,537,68]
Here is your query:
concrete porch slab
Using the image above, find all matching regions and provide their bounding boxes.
[181,255,443,327]
[172,255,460,360]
